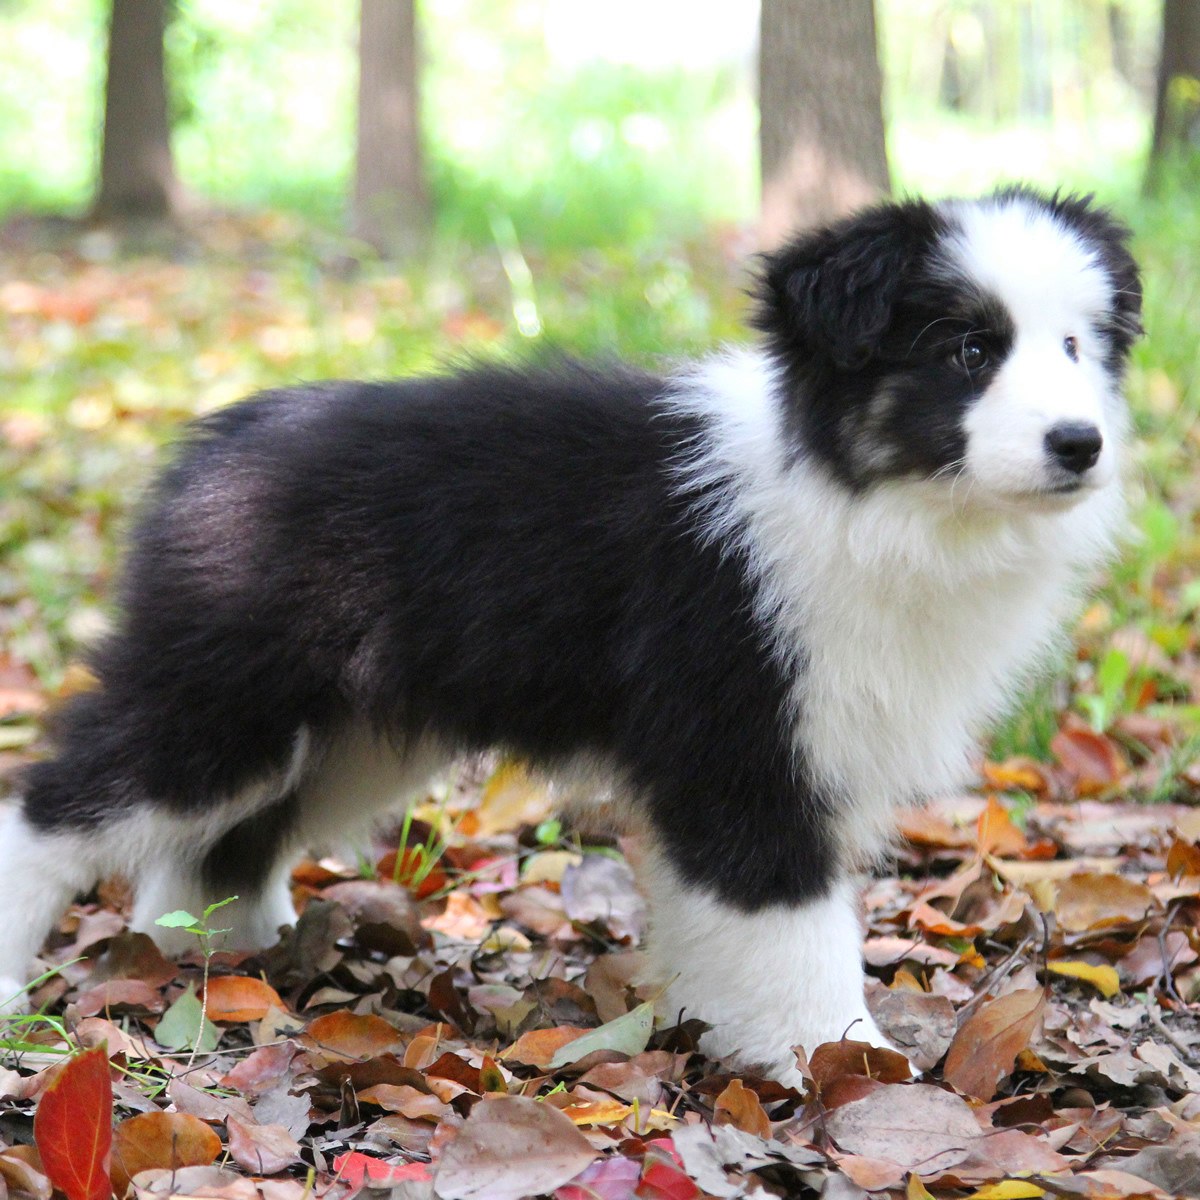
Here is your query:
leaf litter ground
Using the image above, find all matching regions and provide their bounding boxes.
[2,216,1200,1200]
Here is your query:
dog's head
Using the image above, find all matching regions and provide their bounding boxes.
[754,188,1143,509]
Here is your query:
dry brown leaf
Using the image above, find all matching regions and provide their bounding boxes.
[825,1083,979,1173]
[713,1078,771,1138]
[357,1083,450,1121]
[1053,872,1156,932]
[111,1113,221,1195]
[226,1119,303,1176]
[433,1094,596,1200]
[869,990,957,1073]
[1052,724,1127,794]
[944,988,1045,1100]
[808,1040,913,1088]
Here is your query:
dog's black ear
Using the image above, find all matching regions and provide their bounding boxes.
[753,202,938,371]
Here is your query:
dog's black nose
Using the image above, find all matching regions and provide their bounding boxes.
[1045,422,1103,474]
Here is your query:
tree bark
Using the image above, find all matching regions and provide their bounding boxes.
[759,0,890,246]
[353,0,429,256]
[1147,0,1200,188]
[93,0,181,221]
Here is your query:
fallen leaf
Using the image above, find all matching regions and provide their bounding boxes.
[554,1156,642,1200]
[226,1119,303,1176]
[0,1149,53,1200]
[332,1151,432,1189]
[713,1078,771,1137]
[1052,724,1126,793]
[825,1083,979,1173]
[422,891,493,940]
[1053,873,1155,932]
[434,1095,596,1200]
[808,1039,913,1087]
[34,1046,113,1200]
[302,1011,404,1060]
[204,976,285,1022]
[111,1113,220,1195]
[1047,960,1121,997]
[503,1025,591,1068]
[944,989,1045,1100]
[548,1002,654,1067]
[153,984,220,1052]
[977,795,1029,857]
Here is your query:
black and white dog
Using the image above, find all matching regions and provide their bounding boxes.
[1,188,1140,1079]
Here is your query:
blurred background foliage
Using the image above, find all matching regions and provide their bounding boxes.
[0,0,1176,238]
[2,0,1200,795]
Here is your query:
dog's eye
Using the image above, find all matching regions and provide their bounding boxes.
[954,338,989,372]
[1064,335,1079,362]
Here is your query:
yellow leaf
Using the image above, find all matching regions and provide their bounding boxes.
[1046,960,1121,997]
[907,1174,937,1200]
[521,850,582,885]
[470,759,553,836]
[964,1184,1045,1199]
[559,1098,632,1126]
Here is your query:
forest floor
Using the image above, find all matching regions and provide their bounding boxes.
[2,208,1200,1200]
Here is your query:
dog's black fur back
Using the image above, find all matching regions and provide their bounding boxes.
[25,361,831,909]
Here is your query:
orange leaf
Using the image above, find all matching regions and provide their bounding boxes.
[501,1025,590,1068]
[422,891,493,940]
[203,975,284,1022]
[302,1011,405,1060]
[981,758,1048,793]
[1166,838,1200,879]
[34,1046,113,1200]
[976,795,1028,858]
[110,1112,220,1194]
[943,989,1045,1100]
[713,1078,771,1137]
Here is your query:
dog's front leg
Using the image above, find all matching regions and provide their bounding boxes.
[639,851,888,1085]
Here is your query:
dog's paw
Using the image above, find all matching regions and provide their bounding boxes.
[0,977,33,1015]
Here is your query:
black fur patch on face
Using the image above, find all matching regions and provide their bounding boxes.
[753,188,1141,489]
[754,198,1006,488]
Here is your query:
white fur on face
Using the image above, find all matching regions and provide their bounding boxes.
[942,198,1126,504]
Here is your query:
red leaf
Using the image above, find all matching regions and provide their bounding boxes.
[333,1151,432,1189]
[34,1046,113,1200]
[637,1144,700,1200]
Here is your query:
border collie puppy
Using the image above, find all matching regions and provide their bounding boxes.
[0,188,1140,1079]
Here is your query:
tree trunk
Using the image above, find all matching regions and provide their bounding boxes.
[1147,0,1200,189]
[93,0,181,221]
[759,0,890,246]
[353,0,429,256]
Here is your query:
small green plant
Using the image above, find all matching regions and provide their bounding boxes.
[154,896,238,1067]
[390,806,455,895]
[1077,647,1134,733]
[0,963,80,1064]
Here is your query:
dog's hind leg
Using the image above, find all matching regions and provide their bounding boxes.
[179,724,451,953]
[0,803,105,1007]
